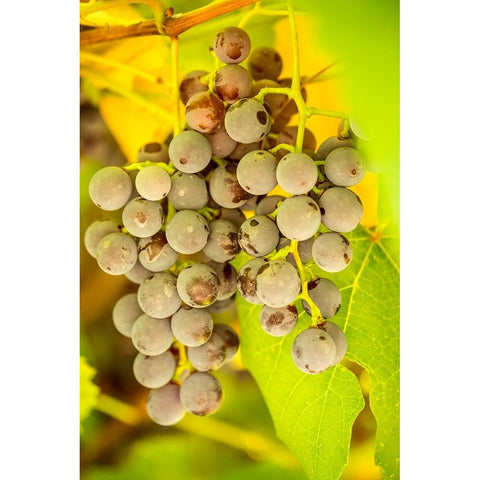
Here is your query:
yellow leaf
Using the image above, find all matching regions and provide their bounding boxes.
[81,5,146,28]
[99,95,173,163]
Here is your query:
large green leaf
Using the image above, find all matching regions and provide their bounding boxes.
[237,225,399,480]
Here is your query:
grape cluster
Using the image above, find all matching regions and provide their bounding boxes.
[84,25,367,426]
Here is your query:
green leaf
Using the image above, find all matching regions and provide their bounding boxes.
[80,356,101,428]
[312,228,400,479]
[237,226,399,480]
[237,296,365,480]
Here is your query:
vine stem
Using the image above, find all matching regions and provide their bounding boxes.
[291,240,323,327]
[80,0,260,45]
[170,36,182,136]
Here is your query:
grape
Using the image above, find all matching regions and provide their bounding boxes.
[177,263,220,308]
[203,219,240,263]
[135,165,171,201]
[312,232,353,272]
[212,323,239,362]
[314,136,356,161]
[273,126,317,159]
[168,172,208,210]
[251,79,287,117]
[238,215,279,257]
[236,150,278,195]
[165,210,210,254]
[318,187,363,232]
[208,262,237,300]
[259,304,298,337]
[255,195,285,216]
[323,321,347,365]
[84,219,120,257]
[228,140,261,161]
[146,383,185,426]
[291,327,337,374]
[248,46,283,81]
[88,166,132,211]
[224,99,272,144]
[324,147,367,187]
[171,306,213,347]
[208,163,250,209]
[96,232,137,275]
[131,314,173,356]
[168,130,212,173]
[303,278,342,319]
[125,260,153,284]
[214,64,253,104]
[218,208,246,228]
[186,333,226,372]
[276,152,318,195]
[180,372,223,418]
[179,70,209,105]
[206,127,237,158]
[137,272,182,318]
[112,292,143,337]
[213,26,251,64]
[122,197,165,238]
[242,195,259,211]
[185,91,225,134]
[206,297,236,316]
[138,231,178,272]
[137,142,169,163]
[256,259,301,308]
[236,257,268,304]
[276,195,321,241]
[297,235,316,263]
[133,351,177,388]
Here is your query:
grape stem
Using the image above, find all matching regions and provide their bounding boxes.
[80,0,260,45]
[237,3,290,29]
[290,240,324,326]
[170,36,182,136]
[268,143,296,154]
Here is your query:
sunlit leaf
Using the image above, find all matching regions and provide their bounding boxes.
[80,356,100,428]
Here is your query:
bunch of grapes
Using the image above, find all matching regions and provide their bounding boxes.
[83,25,367,426]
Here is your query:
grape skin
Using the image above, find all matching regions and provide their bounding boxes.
[303,278,342,319]
[214,64,253,104]
[256,259,301,308]
[213,26,251,64]
[137,272,182,318]
[259,304,298,337]
[180,372,223,416]
[137,142,170,163]
[206,127,237,158]
[146,383,186,426]
[122,197,165,238]
[185,91,225,134]
[176,263,220,308]
[248,46,283,81]
[179,70,209,105]
[224,98,272,144]
[112,293,143,337]
[84,219,120,258]
[186,333,226,372]
[131,315,174,356]
[318,187,363,233]
[323,321,347,365]
[171,306,213,347]
[165,210,210,255]
[138,231,178,272]
[168,130,212,173]
[291,327,337,374]
[203,219,240,263]
[276,195,321,241]
[236,150,278,195]
[168,172,208,210]
[276,152,318,195]
[96,232,138,275]
[88,166,132,211]
[125,260,153,284]
[255,195,285,216]
[236,257,268,304]
[209,163,250,209]
[238,215,279,257]
[312,232,353,273]
[133,351,177,389]
[324,147,367,187]
[208,262,238,300]
[135,165,172,201]
[212,323,239,362]
[315,136,356,161]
